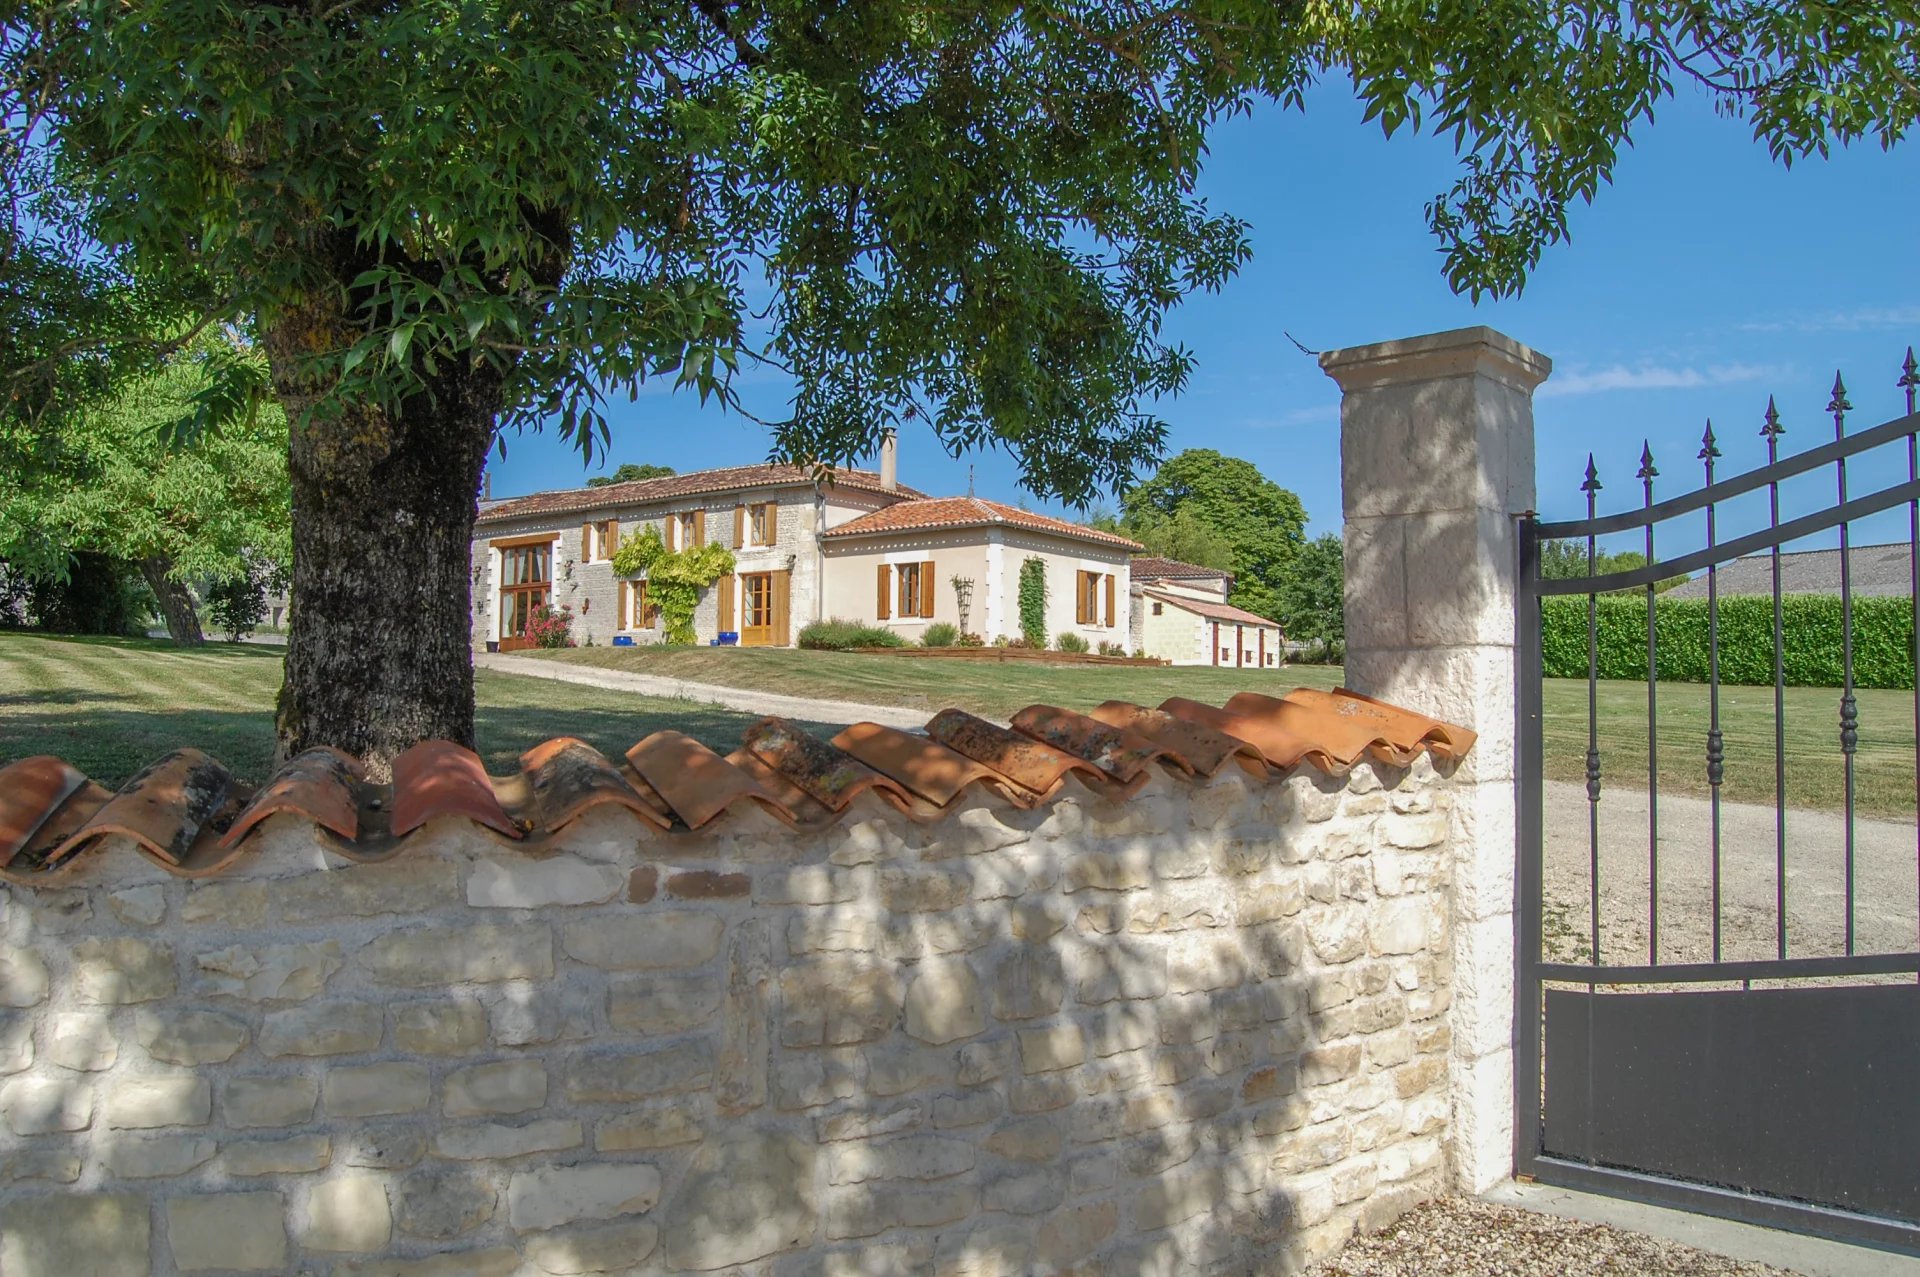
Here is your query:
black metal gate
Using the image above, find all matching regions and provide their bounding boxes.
[1515,351,1920,1253]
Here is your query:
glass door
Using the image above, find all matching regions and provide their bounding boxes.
[499,542,552,651]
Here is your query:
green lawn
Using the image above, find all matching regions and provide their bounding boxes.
[6,632,1911,818]
[0,632,846,787]
[522,645,1341,723]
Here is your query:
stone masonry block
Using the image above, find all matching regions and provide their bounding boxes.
[563,912,721,970]
[72,937,175,1004]
[444,1059,546,1117]
[135,1008,248,1065]
[44,1011,118,1070]
[1,1192,147,1276]
[904,957,984,1045]
[394,1001,489,1055]
[168,1192,287,1272]
[302,1175,393,1252]
[104,1075,210,1128]
[781,962,901,1047]
[195,940,343,1001]
[362,924,553,986]
[227,1074,318,1127]
[467,855,624,908]
[0,949,50,1007]
[325,1063,430,1118]
[565,1040,714,1102]
[258,1002,383,1057]
[508,1163,662,1233]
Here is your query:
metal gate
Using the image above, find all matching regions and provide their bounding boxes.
[1515,351,1920,1253]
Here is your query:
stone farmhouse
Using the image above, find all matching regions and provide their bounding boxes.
[471,441,1141,650]
[1129,555,1286,667]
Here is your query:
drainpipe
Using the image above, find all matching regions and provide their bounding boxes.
[813,482,827,626]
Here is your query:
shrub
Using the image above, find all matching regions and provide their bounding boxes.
[523,603,577,648]
[205,554,288,642]
[798,617,907,650]
[1097,640,1127,657]
[1055,632,1090,653]
[920,621,959,648]
[957,631,985,647]
[1539,593,1914,689]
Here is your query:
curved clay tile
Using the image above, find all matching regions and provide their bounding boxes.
[48,749,251,872]
[1086,702,1270,780]
[1226,690,1476,768]
[922,709,1111,803]
[743,718,915,814]
[494,737,671,836]
[221,747,368,849]
[0,755,102,869]
[722,749,834,828]
[1009,705,1175,781]
[390,741,521,839]
[1157,697,1325,771]
[626,730,788,830]
[830,722,1029,809]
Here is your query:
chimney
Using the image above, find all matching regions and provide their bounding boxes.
[879,429,898,492]
[483,471,492,501]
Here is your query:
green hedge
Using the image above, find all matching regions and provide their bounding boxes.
[1541,594,1915,689]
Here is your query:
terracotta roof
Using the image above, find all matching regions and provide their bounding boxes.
[1144,588,1282,629]
[477,464,925,526]
[822,497,1144,550]
[1131,555,1233,585]
[0,690,1471,883]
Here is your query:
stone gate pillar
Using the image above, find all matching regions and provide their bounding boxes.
[1319,326,1551,1193]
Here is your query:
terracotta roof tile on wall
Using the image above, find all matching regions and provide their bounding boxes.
[477,464,926,526]
[822,497,1144,551]
[0,690,1474,883]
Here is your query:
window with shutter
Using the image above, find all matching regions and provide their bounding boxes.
[1104,573,1115,628]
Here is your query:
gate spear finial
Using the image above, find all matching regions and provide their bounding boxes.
[1698,420,1720,462]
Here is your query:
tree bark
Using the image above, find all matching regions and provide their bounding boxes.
[140,555,204,645]
[265,309,500,776]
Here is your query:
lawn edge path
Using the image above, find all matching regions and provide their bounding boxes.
[476,651,932,731]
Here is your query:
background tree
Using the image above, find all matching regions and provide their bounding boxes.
[585,462,677,487]
[9,2,1912,767]
[1273,533,1345,660]
[1121,450,1306,620]
[1537,538,1688,592]
[0,337,291,644]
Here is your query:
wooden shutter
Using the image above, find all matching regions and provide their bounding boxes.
[692,509,706,547]
[617,580,628,626]
[766,502,779,542]
[919,560,936,617]
[663,517,676,553]
[603,520,618,557]
[1104,573,1115,628]
[582,522,594,561]
[876,565,891,620]
[772,570,791,646]
[735,504,746,546]
[717,573,734,632]
[1074,571,1088,625]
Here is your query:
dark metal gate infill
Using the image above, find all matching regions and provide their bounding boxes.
[1515,349,1920,1256]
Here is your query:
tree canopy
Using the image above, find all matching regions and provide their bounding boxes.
[586,463,677,487]
[1273,532,1344,654]
[0,335,290,640]
[1120,449,1306,620]
[5,0,1911,763]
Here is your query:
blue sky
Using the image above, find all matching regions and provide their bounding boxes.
[488,81,1920,564]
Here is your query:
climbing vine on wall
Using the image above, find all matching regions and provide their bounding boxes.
[1017,557,1048,648]
[611,524,735,645]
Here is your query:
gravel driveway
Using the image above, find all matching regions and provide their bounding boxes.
[1309,1197,1800,1277]
[1543,780,1919,966]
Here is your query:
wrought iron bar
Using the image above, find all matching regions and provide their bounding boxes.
[1536,410,1920,539]
[1639,442,1660,964]
[1535,949,1920,986]
[1830,373,1857,954]
[1905,348,1919,979]
[1532,479,1920,596]
[1765,397,1788,960]
[1701,423,1724,962]
[1583,456,1603,969]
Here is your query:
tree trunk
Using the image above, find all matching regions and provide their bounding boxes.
[266,322,499,777]
[140,555,204,645]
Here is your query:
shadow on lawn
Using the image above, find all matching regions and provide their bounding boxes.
[0,703,852,790]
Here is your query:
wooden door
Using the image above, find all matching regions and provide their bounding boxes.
[739,570,790,647]
[497,541,552,651]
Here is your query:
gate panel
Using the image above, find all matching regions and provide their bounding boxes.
[1516,351,1920,1253]
[1543,985,1920,1225]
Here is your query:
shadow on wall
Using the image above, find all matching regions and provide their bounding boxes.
[0,757,1457,1275]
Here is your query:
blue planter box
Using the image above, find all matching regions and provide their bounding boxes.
[612,635,635,647]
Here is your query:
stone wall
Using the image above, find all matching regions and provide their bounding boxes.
[0,760,1456,1276]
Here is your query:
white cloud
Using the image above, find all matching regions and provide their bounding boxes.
[1739,306,1920,334]
[1537,362,1781,399]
